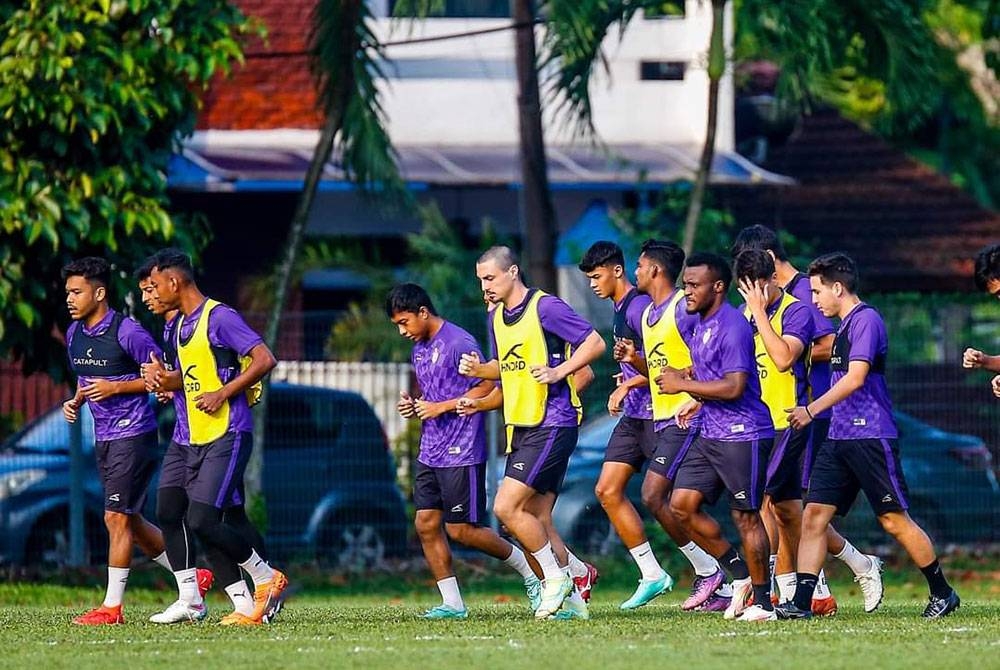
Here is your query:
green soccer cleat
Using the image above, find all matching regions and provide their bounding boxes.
[549,597,590,621]
[524,575,542,612]
[620,572,675,610]
[421,604,468,620]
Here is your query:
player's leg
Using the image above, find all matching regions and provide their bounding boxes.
[412,461,465,618]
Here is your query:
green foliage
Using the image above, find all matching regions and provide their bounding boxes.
[609,184,738,255]
[0,0,254,377]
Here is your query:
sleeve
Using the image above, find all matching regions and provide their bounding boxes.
[781,302,815,349]
[847,311,884,364]
[626,295,650,353]
[453,333,486,392]
[485,310,498,361]
[118,317,162,366]
[210,306,264,356]
[719,320,756,376]
[537,295,595,348]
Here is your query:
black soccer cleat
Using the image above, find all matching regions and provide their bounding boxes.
[775,601,813,620]
[921,590,960,619]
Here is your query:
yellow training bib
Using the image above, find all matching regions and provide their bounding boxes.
[177,299,230,445]
[641,290,693,421]
[744,290,803,430]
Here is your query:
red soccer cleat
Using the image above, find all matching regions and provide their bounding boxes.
[573,563,599,603]
[72,604,124,626]
[196,568,215,598]
[811,595,838,617]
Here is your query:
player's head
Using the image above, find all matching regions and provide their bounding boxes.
[62,256,110,321]
[578,241,626,299]
[733,248,778,293]
[385,283,438,342]
[682,252,732,315]
[973,243,1000,298]
[476,245,522,305]
[730,224,786,261]
[635,239,685,294]
[808,252,859,317]
[148,248,194,310]
[134,256,169,316]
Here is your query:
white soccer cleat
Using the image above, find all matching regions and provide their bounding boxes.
[149,600,208,624]
[534,575,573,619]
[855,555,884,613]
[723,578,753,620]
[737,604,777,622]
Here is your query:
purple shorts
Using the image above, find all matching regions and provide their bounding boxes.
[805,438,909,516]
[673,436,773,511]
[184,431,253,509]
[414,460,487,525]
[505,426,577,495]
[95,430,159,514]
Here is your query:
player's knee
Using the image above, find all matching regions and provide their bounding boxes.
[801,506,829,538]
[493,496,519,525]
[731,510,761,534]
[444,523,475,545]
[103,510,130,532]
[773,501,802,527]
[157,488,187,528]
[414,512,439,538]
[594,481,624,507]
[668,499,692,525]
[185,503,222,538]
[876,511,909,537]
[640,485,665,514]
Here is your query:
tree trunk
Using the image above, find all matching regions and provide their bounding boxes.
[512,0,558,292]
[682,0,726,256]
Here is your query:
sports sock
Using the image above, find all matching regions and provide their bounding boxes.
[716,582,733,597]
[565,550,588,579]
[103,567,130,608]
[531,543,564,582]
[436,576,465,610]
[224,580,254,616]
[833,540,872,576]
[775,572,797,602]
[679,541,720,577]
[752,584,774,612]
[238,549,275,587]
[152,551,172,571]
[174,567,203,606]
[629,541,666,581]
[503,545,536,580]
[768,554,777,580]
[719,547,750,581]
[792,572,818,610]
[814,570,832,598]
[919,559,953,599]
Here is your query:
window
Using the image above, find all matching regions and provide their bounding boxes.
[639,61,686,81]
[389,0,510,18]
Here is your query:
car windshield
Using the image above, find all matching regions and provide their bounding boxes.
[7,405,95,454]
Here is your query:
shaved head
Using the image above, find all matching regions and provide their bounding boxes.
[478,245,519,271]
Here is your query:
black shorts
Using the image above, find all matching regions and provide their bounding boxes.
[764,427,813,503]
[94,431,159,514]
[802,418,830,490]
[805,438,910,517]
[185,431,253,509]
[673,436,773,511]
[414,461,487,525]
[647,424,699,481]
[505,426,577,495]
[158,440,188,490]
[604,416,657,471]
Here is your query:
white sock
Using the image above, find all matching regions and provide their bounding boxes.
[174,567,202,606]
[775,572,797,602]
[814,569,832,598]
[716,582,733,597]
[103,567,129,608]
[531,543,564,582]
[152,551,172,572]
[238,549,275,587]
[679,541,720,577]
[503,545,536,580]
[834,540,873,576]
[565,550,588,579]
[436,576,465,610]
[629,541,667,581]
[224,580,254,616]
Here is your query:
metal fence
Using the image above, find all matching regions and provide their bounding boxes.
[1,297,998,573]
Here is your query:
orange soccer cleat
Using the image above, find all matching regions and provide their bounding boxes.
[250,569,288,623]
[72,604,125,626]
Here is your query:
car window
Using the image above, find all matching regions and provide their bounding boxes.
[14,404,95,453]
[266,392,344,446]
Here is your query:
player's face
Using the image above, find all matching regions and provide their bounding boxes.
[585,264,620,299]
[148,267,180,310]
[138,278,168,316]
[477,259,516,305]
[810,274,840,317]
[64,275,103,321]
[390,309,429,342]
[634,254,655,293]
[682,265,721,315]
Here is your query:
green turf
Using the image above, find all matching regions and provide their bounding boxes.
[1,566,997,670]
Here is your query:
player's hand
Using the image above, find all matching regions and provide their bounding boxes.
[607,384,629,416]
[529,365,563,385]
[414,398,445,421]
[676,399,702,429]
[737,278,770,316]
[194,388,228,414]
[455,397,480,417]
[142,351,167,391]
[79,379,118,402]
[613,338,636,363]
[992,374,1000,398]
[62,397,81,423]
[655,366,685,394]
[155,391,174,404]
[786,406,813,430]
[458,352,482,377]
[397,391,417,418]
[963,347,987,369]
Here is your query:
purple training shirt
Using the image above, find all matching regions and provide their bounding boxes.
[615,290,653,420]
[786,272,835,418]
[163,314,189,446]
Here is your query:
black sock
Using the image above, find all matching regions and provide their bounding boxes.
[720,547,750,581]
[752,584,773,611]
[920,560,952,599]
[792,573,818,610]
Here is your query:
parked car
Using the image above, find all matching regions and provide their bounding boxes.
[552,411,998,554]
[0,383,409,569]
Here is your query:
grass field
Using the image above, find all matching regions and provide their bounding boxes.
[2,559,997,670]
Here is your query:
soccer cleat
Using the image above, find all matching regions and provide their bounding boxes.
[855,555,885,613]
[811,595,838,617]
[72,604,124,626]
[620,572,675,610]
[775,601,813,620]
[219,612,260,626]
[573,562,600,603]
[422,604,468,620]
[682,569,725,610]
[149,600,208,624]
[723,578,753,620]
[196,568,215,598]
[251,569,288,623]
[534,575,573,619]
[524,575,542,612]
[550,597,590,621]
[694,592,731,612]
[921,590,960,619]
[737,604,777,622]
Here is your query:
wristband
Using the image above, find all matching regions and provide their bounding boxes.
[804,406,815,420]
